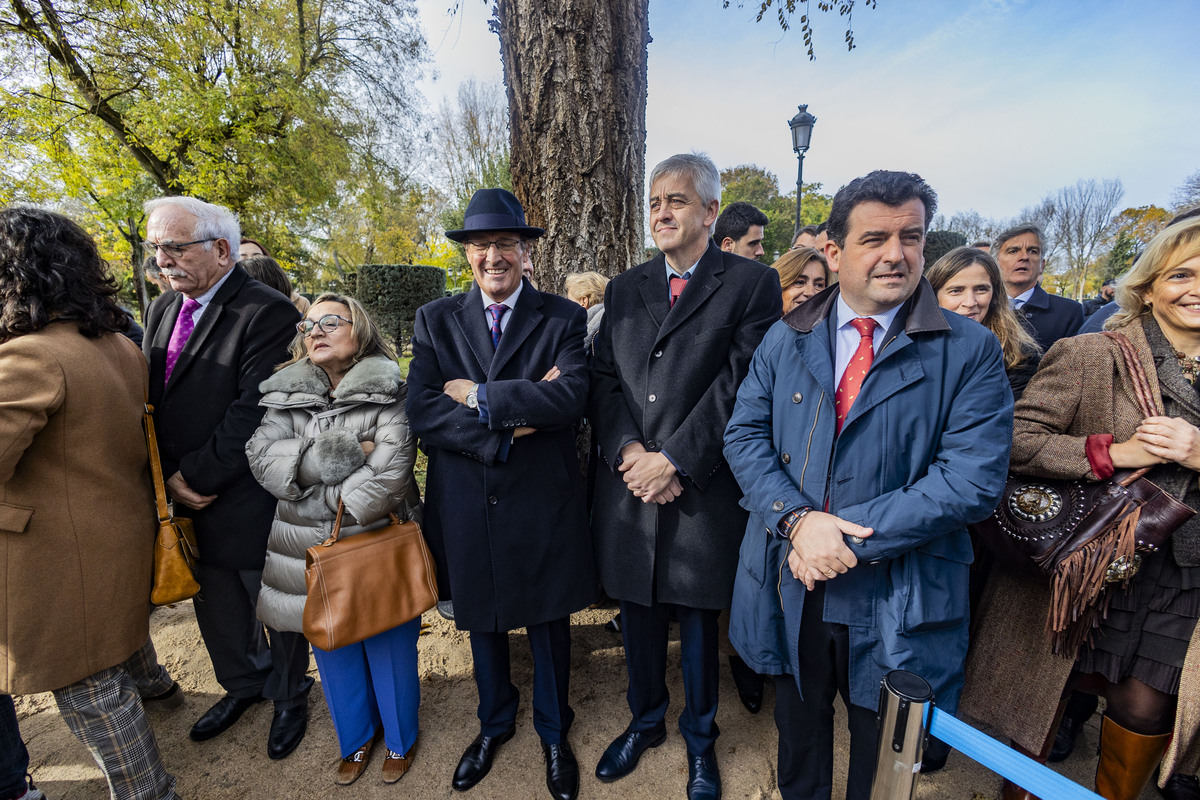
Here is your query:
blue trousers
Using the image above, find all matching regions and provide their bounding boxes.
[311,618,421,759]
[620,600,720,756]
[0,694,29,800]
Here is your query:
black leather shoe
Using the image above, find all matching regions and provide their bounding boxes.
[727,655,764,714]
[189,694,264,742]
[687,749,721,800]
[595,726,666,783]
[542,741,579,800]
[1047,713,1086,763]
[452,726,515,791]
[267,703,308,760]
[919,736,950,773]
[1162,773,1200,800]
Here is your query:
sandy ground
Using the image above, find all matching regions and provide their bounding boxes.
[16,602,1155,800]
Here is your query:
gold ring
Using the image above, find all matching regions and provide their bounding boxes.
[823,568,836,577]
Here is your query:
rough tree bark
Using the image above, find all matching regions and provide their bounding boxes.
[493,0,650,292]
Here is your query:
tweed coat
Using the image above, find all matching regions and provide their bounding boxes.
[1018,284,1084,351]
[144,266,300,569]
[247,356,421,633]
[960,318,1200,761]
[0,323,156,693]
[406,280,597,633]
[588,243,781,609]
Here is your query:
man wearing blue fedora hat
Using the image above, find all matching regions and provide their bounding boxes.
[407,188,597,800]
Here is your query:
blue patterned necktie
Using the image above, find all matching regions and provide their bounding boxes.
[488,303,507,349]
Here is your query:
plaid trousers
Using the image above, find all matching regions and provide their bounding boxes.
[52,648,177,800]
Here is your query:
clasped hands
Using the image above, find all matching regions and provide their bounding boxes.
[166,471,217,511]
[618,442,683,505]
[443,366,560,440]
[785,511,874,591]
[1111,415,1200,472]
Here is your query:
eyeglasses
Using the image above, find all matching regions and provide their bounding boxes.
[297,314,352,336]
[463,239,523,254]
[142,238,218,258]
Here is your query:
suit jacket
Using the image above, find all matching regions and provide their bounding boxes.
[406,280,597,633]
[1018,284,1083,351]
[144,265,300,569]
[588,243,781,609]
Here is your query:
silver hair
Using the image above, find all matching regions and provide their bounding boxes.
[144,196,241,254]
[650,153,722,220]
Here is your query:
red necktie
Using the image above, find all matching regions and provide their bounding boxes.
[835,317,877,434]
[669,275,689,307]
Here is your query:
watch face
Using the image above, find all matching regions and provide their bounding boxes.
[466,392,478,409]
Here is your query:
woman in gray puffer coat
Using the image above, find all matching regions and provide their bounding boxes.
[247,293,422,787]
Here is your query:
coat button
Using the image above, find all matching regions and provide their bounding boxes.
[648,394,657,403]
[646,440,658,450]
[792,393,803,403]
[772,500,784,512]
[781,453,791,464]
[653,350,663,358]
[488,495,498,505]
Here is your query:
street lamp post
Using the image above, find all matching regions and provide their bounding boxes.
[789,104,817,240]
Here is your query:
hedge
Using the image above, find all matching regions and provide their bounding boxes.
[355,264,446,352]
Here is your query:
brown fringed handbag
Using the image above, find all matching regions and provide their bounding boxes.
[973,332,1195,654]
[144,405,201,605]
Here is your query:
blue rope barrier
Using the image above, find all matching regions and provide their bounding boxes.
[928,708,1103,800]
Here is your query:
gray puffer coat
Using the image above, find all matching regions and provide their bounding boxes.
[247,356,421,633]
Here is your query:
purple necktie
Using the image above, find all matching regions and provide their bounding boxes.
[164,297,201,383]
[487,303,507,350]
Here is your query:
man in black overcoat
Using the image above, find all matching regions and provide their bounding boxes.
[142,197,309,758]
[406,189,595,800]
[995,223,1083,350]
[588,154,781,800]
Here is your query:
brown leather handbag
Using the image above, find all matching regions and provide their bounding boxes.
[144,405,201,605]
[303,499,438,652]
[974,332,1195,654]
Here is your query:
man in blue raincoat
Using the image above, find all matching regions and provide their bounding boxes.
[723,170,1012,800]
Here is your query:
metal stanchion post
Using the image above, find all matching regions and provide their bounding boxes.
[869,670,934,800]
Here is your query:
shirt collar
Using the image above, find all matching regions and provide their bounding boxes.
[481,278,523,311]
[189,266,234,310]
[666,257,701,283]
[835,294,903,336]
[1011,285,1036,307]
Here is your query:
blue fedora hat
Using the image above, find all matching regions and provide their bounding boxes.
[444,188,544,242]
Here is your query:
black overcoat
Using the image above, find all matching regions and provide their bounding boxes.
[144,266,300,569]
[406,281,597,633]
[588,243,781,609]
[1019,284,1083,350]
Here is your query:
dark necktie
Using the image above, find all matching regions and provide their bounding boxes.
[669,274,690,307]
[487,303,507,350]
[835,317,877,434]
[164,297,200,383]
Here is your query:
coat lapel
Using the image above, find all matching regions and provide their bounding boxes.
[490,281,543,379]
[654,243,724,344]
[637,258,670,331]
[452,285,496,377]
[165,267,247,392]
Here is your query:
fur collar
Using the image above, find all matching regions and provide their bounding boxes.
[259,355,402,408]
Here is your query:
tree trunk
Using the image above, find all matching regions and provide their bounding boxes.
[494,0,649,294]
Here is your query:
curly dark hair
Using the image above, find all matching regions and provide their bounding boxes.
[0,207,128,343]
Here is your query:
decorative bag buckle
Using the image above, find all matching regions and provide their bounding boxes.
[1105,554,1142,584]
[1009,484,1063,523]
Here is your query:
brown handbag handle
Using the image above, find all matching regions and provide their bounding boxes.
[322,498,405,548]
[143,404,173,525]
[1102,332,1162,487]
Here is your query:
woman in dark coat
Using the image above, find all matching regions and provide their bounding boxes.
[962,217,1200,800]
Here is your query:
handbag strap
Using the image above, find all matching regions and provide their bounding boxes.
[1102,332,1161,487]
[143,404,172,525]
[323,498,406,547]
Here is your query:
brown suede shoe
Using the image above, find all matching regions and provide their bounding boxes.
[336,728,382,786]
[382,738,418,785]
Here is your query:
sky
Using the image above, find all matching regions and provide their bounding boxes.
[413,0,1200,221]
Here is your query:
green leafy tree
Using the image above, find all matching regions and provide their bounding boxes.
[720,164,831,261]
[0,0,427,307]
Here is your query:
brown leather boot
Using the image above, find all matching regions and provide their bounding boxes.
[1094,715,1171,800]
[1000,698,1070,800]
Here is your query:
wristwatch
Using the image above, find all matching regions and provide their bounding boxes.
[465,384,479,410]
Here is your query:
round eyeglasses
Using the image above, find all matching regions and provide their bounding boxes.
[297,314,352,336]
